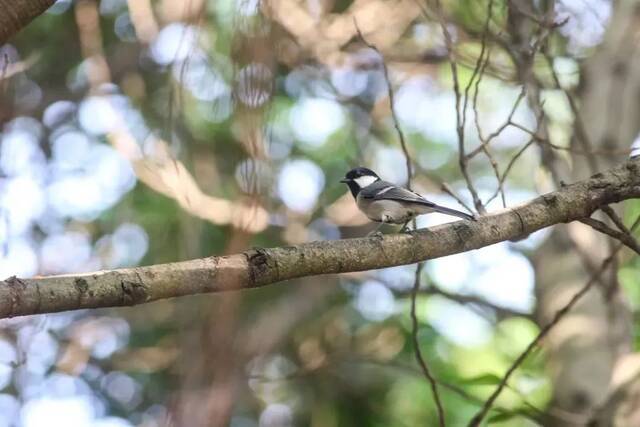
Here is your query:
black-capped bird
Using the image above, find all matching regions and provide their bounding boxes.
[340,167,475,233]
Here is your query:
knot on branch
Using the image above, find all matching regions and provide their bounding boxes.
[452,222,474,248]
[587,172,612,190]
[74,277,90,306]
[542,193,558,206]
[5,276,26,317]
[74,278,89,293]
[246,248,277,286]
[120,276,148,305]
[542,193,571,223]
[509,210,528,242]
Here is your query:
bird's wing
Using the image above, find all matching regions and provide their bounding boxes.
[360,180,475,220]
[361,181,436,207]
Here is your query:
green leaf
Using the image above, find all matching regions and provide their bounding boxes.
[487,411,521,424]
[461,373,503,386]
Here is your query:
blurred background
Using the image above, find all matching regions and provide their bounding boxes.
[0,0,639,426]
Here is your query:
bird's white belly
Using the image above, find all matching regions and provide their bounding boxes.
[357,198,417,223]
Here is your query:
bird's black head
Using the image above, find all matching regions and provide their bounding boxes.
[340,167,380,197]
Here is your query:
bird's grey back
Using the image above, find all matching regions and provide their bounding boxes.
[358,180,397,197]
[359,180,430,205]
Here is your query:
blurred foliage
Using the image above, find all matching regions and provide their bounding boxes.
[0,0,637,426]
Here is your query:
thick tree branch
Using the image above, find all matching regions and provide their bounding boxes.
[0,159,639,319]
[0,0,56,44]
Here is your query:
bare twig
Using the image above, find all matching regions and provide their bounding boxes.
[500,0,564,187]
[461,0,509,207]
[396,286,531,320]
[411,264,446,426]
[579,217,640,255]
[354,19,445,424]
[600,205,635,239]
[468,213,640,426]
[428,0,485,214]
[469,38,506,206]
[411,163,475,214]
[370,357,549,424]
[463,0,494,126]
[467,87,527,159]
[440,182,475,214]
[508,0,569,28]
[508,121,633,157]
[543,51,599,173]
[485,137,536,206]
[484,99,544,206]
[353,19,413,187]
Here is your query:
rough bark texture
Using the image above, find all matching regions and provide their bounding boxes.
[0,158,638,319]
[0,0,56,44]
[532,1,640,424]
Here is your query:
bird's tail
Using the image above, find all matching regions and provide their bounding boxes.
[430,204,476,221]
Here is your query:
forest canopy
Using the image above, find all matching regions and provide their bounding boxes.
[0,0,639,426]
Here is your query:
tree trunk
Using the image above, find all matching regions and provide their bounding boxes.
[532,1,640,424]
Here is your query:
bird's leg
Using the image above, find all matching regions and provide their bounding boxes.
[367,222,386,237]
[399,219,412,233]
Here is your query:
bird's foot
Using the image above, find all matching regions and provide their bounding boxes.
[399,220,413,233]
[367,230,384,238]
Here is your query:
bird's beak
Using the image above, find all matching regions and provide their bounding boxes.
[340,178,349,183]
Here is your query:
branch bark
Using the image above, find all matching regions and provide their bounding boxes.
[0,0,56,44]
[0,158,638,319]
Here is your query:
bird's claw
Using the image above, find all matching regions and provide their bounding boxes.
[367,231,384,238]
[399,220,413,233]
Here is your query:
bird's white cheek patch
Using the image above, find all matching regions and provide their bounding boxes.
[354,175,377,187]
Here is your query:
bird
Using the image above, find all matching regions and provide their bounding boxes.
[340,166,475,233]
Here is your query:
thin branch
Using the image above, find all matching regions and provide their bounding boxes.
[0,158,638,319]
[359,358,546,424]
[353,19,413,187]
[354,20,445,424]
[508,0,569,28]
[447,0,533,211]
[463,0,494,125]
[411,163,475,214]
[427,0,486,213]
[251,357,544,425]
[579,217,640,255]
[467,87,527,159]
[464,0,507,207]
[397,286,531,320]
[411,264,446,426]
[502,1,564,187]
[543,51,599,173]
[468,213,640,426]
[484,101,544,206]
[508,121,633,157]
[601,205,635,236]
[485,137,536,206]
[440,182,475,214]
